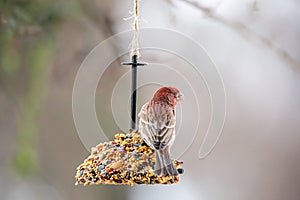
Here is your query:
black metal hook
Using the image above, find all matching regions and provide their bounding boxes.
[122,55,147,130]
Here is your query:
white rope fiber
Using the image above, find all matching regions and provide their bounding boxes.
[130,0,140,58]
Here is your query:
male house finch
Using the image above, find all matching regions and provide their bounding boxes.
[138,87,183,176]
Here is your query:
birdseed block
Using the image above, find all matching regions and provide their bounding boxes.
[75,131,184,186]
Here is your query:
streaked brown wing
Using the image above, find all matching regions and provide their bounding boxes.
[138,102,176,150]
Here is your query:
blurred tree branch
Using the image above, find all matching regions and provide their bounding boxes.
[170,0,300,70]
[12,36,54,176]
[0,0,64,176]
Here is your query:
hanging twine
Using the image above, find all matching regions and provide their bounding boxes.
[131,0,140,58]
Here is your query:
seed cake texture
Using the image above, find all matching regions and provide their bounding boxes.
[75,131,184,186]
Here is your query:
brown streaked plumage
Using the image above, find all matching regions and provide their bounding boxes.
[138,87,183,176]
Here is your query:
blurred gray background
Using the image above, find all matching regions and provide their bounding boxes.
[0,0,300,200]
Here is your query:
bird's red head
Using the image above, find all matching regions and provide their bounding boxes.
[151,87,183,107]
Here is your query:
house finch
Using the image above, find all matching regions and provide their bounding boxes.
[138,87,183,176]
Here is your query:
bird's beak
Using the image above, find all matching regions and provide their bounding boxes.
[176,93,184,101]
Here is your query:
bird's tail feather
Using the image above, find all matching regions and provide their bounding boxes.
[155,148,178,177]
